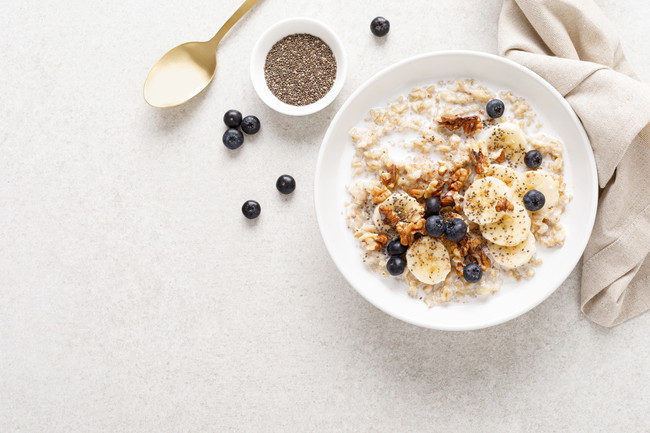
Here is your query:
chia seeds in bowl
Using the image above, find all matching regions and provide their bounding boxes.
[264,33,337,106]
[250,18,347,116]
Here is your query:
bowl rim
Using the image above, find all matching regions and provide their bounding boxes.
[313,49,598,331]
[249,17,348,116]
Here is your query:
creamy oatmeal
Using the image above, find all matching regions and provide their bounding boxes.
[346,79,569,306]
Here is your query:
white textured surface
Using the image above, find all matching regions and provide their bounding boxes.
[1,0,649,432]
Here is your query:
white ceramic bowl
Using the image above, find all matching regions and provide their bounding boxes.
[314,51,598,331]
[250,17,347,116]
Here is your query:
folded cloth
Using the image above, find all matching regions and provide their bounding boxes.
[498,0,650,326]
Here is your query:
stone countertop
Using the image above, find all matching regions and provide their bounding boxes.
[1,0,649,432]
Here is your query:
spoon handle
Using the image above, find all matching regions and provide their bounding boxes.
[209,0,262,46]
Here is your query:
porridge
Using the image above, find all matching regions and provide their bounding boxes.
[346,79,569,306]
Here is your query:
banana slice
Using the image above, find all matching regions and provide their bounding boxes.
[463,176,512,225]
[481,164,522,190]
[487,232,536,269]
[520,171,560,209]
[372,193,423,232]
[406,236,451,285]
[487,123,527,165]
[480,203,531,246]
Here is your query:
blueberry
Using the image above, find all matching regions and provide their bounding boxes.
[463,263,483,283]
[524,150,543,169]
[223,109,242,128]
[370,17,390,37]
[425,215,445,237]
[444,218,467,242]
[241,115,261,135]
[523,189,545,211]
[241,200,261,219]
[425,196,441,217]
[386,255,406,276]
[276,175,296,194]
[223,128,244,149]
[486,99,505,119]
[386,239,408,256]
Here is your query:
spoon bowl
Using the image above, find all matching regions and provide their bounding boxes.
[143,0,261,108]
[144,42,217,108]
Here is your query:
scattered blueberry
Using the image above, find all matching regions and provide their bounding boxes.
[241,200,261,219]
[486,99,505,119]
[524,150,543,169]
[386,255,406,276]
[223,109,242,128]
[276,175,296,195]
[223,128,244,149]
[241,115,261,135]
[370,17,390,37]
[463,263,483,283]
[425,196,441,217]
[386,239,408,256]
[523,189,545,211]
[444,218,467,242]
[425,215,446,238]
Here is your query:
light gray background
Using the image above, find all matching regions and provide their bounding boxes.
[1,0,649,432]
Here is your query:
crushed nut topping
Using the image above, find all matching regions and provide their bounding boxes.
[378,205,400,226]
[451,244,466,276]
[423,178,443,198]
[368,234,389,250]
[470,150,489,175]
[407,188,425,198]
[359,232,389,251]
[466,237,492,271]
[491,148,506,163]
[439,114,483,135]
[440,191,455,207]
[495,197,514,213]
[379,164,398,189]
[396,218,426,245]
[370,186,391,204]
[449,168,470,191]
[452,236,492,274]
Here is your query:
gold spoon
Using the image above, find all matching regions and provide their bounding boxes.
[144,0,262,108]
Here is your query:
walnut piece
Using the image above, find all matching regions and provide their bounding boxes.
[378,205,400,226]
[465,237,491,271]
[407,188,425,199]
[371,186,391,204]
[396,218,426,245]
[467,237,492,271]
[362,233,389,251]
[491,148,506,163]
[440,191,455,207]
[452,236,492,274]
[495,197,514,213]
[450,242,468,276]
[379,164,398,189]
[423,178,443,198]
[475,249,492,271]
[367,234,389,251]
[470,150,489,175]
[439,114,483,135]
[449,168,470,191]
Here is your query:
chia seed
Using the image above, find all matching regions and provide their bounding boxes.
[264,33,337,106]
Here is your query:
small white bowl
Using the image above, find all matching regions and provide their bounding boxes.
[250,17,347,116]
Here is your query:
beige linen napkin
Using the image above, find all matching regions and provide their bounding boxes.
[498,0,650,326]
